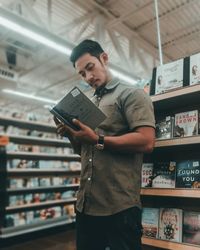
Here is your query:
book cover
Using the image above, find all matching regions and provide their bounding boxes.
[174,110,198,137]
[159,208,183,242]
[142,207,159,238]
[141,163,154,187]
[155,116,174,140]
[190,52,200,85]
[176,160,200,188]
[155,59,184,95]
[49,87,107,130]
[183,211,200,245]
[152,161,176,188]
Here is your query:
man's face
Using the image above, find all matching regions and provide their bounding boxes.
[75,53,110,89]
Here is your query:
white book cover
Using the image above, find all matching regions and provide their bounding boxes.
[155,59,183,94]
[159,208,183,242]
[174,110,198,137]
[141,163,154,187]
[142,207,159,238]
[190,53,200,85]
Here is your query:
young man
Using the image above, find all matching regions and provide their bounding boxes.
[55,39,155,250]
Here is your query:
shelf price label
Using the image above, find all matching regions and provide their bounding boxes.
[0,135,9,146]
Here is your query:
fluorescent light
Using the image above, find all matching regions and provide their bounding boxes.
[3,89,57,104]
[110,68,137,85]
[0,16,72,55]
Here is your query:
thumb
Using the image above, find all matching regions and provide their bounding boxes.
[72,118,85,129]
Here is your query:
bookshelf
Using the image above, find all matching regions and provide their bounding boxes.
[0,117,80,240]
[141,84,200,249]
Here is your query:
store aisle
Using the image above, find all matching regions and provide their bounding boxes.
[1,230,76,250]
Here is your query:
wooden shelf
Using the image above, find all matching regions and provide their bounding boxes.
[6,151,80,161]
[6,198,77,213]
[7,169,81,177]
[155,136,200,148]
[7,184,79,194]
[0,116,56,133]
[151,84,200,112]
[142,237,200,250]
[141,188,200,198]
[0,133,71,147]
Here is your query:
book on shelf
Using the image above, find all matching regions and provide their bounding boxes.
[49,86,107,130]
[141,163,154,188]
[159,208,183,242]
[189,52,200,85]
[176,160,200,188]
[183,210,200,245]
[151,161,176,188]
[151,58,184,95]
[174,110,198,137]
[142,207,159,238]
[155,116,174,140]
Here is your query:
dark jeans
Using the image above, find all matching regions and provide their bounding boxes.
[76,206,142,250]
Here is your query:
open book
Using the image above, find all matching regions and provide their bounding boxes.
[49,87,107,130]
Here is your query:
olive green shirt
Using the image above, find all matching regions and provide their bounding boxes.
[76,78,155,216]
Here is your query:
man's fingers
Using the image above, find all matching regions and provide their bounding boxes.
[53,116,60,125]
[72,118,84,129]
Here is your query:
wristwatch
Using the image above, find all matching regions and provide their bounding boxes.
[95,134,104,150]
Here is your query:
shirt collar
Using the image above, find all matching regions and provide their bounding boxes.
[94,77,120,97]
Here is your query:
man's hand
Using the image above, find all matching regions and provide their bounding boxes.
[70,119,98,145]
[54,116,98,145]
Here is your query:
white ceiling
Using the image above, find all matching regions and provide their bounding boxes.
[0,0,199,117]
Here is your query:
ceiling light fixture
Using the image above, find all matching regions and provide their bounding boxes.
[2,89,57,104]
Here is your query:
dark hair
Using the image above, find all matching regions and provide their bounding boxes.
[70,39,104,67]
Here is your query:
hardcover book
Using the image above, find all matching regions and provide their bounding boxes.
[183,211,200,245]
[152,161,176,188]
[159,208,183,242]
[176,160,200,188]
[141,163,154,187]
[155,116,174,140]
[155,59,184,95]
[142,207,159,238]
[174,110,198,137]
[190,52,200,85]
[49,87,107,130]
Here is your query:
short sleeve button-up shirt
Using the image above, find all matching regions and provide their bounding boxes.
[76,78,155,216]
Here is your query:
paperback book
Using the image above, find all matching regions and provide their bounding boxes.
[49,87,106,130]
[141,163,154,188]
[190,52,200,85]
[176,160,200,188]
[159,208,183,242]
[174,110,198,137]
[155,59,184,95]
[142,207,159,238]
[183,211,200,245]
[155,116,174,140]
[152,161,176,188]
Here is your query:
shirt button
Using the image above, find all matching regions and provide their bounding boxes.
[88,177,91,181]
[89,158,92,162]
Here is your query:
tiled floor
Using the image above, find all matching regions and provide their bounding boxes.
[1,230,76,250]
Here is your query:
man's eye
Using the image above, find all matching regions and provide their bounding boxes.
[87,64,94,70]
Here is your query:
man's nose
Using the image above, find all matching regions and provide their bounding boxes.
[86,72,94,83]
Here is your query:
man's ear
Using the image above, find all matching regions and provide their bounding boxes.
[100,52,109,65]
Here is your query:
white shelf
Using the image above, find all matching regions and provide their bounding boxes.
[0,116,56,133]
[155,136,200,148]
[6,151,80,161]
[7,184,79,194]
[7,168,81,177]
[6,198,77,213]
[0,133,70,147]
[0,216,75,238]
